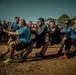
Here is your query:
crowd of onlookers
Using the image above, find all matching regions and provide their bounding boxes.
[0,20,11,42]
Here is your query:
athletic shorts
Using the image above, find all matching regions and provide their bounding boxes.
[10,36,17,41]
[15,40,29,51]
[49,37,61,45]
[71,38,76,45]
[31,36,45,48]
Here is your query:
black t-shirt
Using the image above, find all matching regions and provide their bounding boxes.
[47,25,61,38]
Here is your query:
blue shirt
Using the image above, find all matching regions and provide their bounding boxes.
[17,26,30,43]
[70,30,76,39]
[10,22,19,31]
[62,26,72,38]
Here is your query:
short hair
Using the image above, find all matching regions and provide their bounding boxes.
[38,18,44,22]
[49,20,55,25]
[15,17,19,20]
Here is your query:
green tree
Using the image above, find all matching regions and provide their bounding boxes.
[70,16,76,25]
[57,14,70,24]
[47,18,53,23]
[46,18,57,23]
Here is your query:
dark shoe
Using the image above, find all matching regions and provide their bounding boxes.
[35,53,42,57]
[34,53,44,61]
[33,57,43,61]
[35,53,44,58]
[18,55,23,59]
[18,57,26,63]
[15,54,23,59]
[0,54,4,61]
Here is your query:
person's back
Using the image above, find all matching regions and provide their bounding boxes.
[27,21,33,30]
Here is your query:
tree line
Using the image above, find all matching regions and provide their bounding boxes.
[45,14,76,25]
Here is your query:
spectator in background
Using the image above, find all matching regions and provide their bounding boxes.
[28,21,33,30]
[31,24,37,31]
[6,21,11,41]
[46,23,49,28]
[1,20,8,42]
[6,21,11,30]
[2,20,8,30]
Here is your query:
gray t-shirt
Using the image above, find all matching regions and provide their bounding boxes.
[37,24,46,35]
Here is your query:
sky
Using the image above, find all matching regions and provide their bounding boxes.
[0,0,76,23]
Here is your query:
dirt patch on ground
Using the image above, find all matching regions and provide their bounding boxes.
[0,44,76,75]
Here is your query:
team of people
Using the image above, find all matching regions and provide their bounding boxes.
[0,17,76,63]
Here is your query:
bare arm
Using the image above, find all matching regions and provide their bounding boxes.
[48,28,56,34]
[7,31,19,36]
